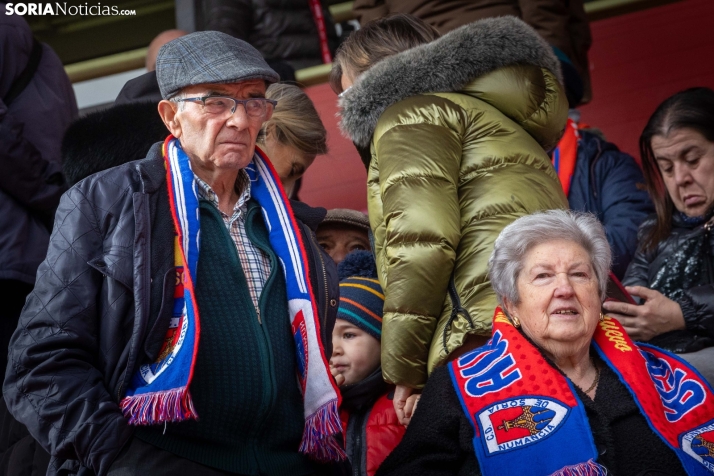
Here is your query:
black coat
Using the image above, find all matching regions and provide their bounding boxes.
[199,0,339,71]
[0,11,77,285]
[623,214,714,353]
[376,359,686,476]
[2,143,339,476]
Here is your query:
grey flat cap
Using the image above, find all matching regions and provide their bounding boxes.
[155,31,280,99]
[320,209,370,232]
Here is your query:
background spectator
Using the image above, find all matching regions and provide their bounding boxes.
[317,209,371,264]
[62,71,166,186]
[550,66,654,279]
[145,29,187,71]
[604,87,714,383]
[198,0,340,78]
[553,118,653,279]
[336,14,568,424]
[332,250,405,476]
[257,83,328,199]
[0,3,77,379]
[0,6,76,475]
[351,0,592,103]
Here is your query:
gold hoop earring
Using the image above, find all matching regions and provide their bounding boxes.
[511,316,521,328]
[599,312,605,322]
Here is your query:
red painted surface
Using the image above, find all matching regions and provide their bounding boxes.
[579,0,714,161]
[300,83,367,211]
[300,0,714,210]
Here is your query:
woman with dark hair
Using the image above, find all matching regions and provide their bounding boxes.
[335,14,569,424]
[603,87,714,382]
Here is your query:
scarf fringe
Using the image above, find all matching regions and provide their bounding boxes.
[299,399,346,462]
[549,460,608,476]
[120,386,198,425]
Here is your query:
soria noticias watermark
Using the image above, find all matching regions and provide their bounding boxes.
[4,3,137,16]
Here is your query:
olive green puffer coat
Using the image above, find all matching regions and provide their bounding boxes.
[339,17,569,389]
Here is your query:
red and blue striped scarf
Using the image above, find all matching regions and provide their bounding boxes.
[120,136,344,461]
[450,308,714,475]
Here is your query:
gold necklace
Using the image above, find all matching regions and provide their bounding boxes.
[583,363,601,394]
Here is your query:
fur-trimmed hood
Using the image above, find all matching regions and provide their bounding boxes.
[339,16,564,148]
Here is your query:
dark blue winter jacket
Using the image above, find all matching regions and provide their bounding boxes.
[567,131,654,279]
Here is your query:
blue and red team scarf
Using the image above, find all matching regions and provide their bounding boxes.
[120,136,345,462]
[450,308,714,476]
[551,118,580,197]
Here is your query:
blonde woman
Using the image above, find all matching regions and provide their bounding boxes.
[258,83,328,198]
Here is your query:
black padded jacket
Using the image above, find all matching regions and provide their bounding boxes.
[623,214,714,353]
[199,0,339,71]
[2,142,339,476]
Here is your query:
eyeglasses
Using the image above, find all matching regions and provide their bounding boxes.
[174,96,278,118]
[338,86,352,99]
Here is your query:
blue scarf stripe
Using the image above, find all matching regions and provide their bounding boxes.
[602,343,714,476]
[251,155,308,296]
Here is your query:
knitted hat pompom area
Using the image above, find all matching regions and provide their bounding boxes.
[336,251,384,340]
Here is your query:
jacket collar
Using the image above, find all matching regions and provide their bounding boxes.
[340,367,388,412]
[135,141,166,194]
[339,16,563,148]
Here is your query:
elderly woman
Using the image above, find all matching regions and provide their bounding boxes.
[603,88,714,383]
[376,210,714,476]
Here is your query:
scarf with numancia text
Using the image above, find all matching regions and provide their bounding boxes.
[450,308,714,475]
[120,136,345,462]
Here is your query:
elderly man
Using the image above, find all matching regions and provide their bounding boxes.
[3,32,341,476]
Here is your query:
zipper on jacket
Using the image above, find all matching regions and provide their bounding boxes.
[309,229,331,329]
[442,274,475,354]
[350,409,369,476]
[704,216,714,283]
[118,192,152,402]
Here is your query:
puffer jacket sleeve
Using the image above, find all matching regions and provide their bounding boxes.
[372,105,462,389]
[3,184,133,476]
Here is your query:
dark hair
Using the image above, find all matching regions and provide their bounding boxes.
[329,13,440,94]
[639,87,714,251]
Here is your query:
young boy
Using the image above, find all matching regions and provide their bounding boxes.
[330,251,405,476]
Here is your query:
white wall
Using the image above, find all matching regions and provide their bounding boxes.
[72,67,147,111]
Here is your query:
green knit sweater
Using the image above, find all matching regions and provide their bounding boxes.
[136,200,313,475]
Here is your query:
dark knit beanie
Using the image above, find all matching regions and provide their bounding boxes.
[337,251,383,340]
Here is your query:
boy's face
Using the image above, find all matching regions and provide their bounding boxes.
[330,319,381,387]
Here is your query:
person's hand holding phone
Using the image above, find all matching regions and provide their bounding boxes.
[602,286,686,341]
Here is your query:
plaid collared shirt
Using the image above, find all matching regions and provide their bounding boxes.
[195,170,271,317]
